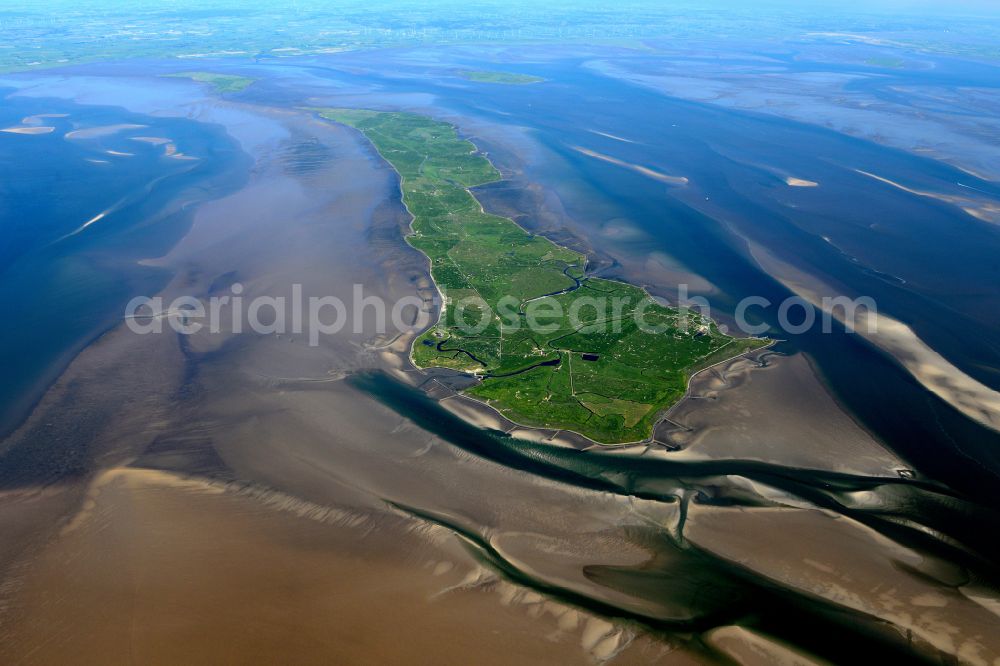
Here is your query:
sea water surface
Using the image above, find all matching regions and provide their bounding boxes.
[0,91,247,436]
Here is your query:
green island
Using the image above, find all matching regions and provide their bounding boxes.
[163,71,256,93]
[457,70,546,85]
[864,57,906,69]
[318,109,768,444]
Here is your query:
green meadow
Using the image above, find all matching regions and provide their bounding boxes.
[164,72,256,93]
[319,109,767,443]
[457,70,546,84]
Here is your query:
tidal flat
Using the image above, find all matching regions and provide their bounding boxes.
[2,44,1000,664]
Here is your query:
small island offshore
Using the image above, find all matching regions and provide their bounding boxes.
[163,71,256,93]
[317,109,768,443]
[457,70,546,84]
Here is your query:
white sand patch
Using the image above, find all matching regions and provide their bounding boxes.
[65,123,146,139]
[439,395,512,432]
[131,136,197,158]
[856,169,999,223]
[57,197,127,241]
[962,203,1000,223]
[131,136,171,145]
[785,177,819,187]
[22,113,68,125]
[581,617,615,651]
[160,143,197,160]
[587,129,638,144]
[688,506,1000,665]
[706,626,826,666]
[76,211,107,230]
[2,125,55,135]
[750,242,1000,433]
[857,311,1000,432]
[432,561,454,576]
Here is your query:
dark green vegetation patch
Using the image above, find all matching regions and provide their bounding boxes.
[319,109,767,443]
[164,72,256,93]
[457,70,546,84]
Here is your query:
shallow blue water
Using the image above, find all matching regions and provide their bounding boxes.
[0,92,247,435]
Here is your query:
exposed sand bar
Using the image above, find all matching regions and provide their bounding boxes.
[686,505,1000,664]
[587,129,638,143]
[661,352,904,476]
[22,113,68,125]
[1,126,54,134]
[785,176,818,187]
[705,626,828,666]
[131,135,172,145]
[856,168,1000,223]
[570,144,689,185]
[64,123,146,139]
[749,242,1000,433]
